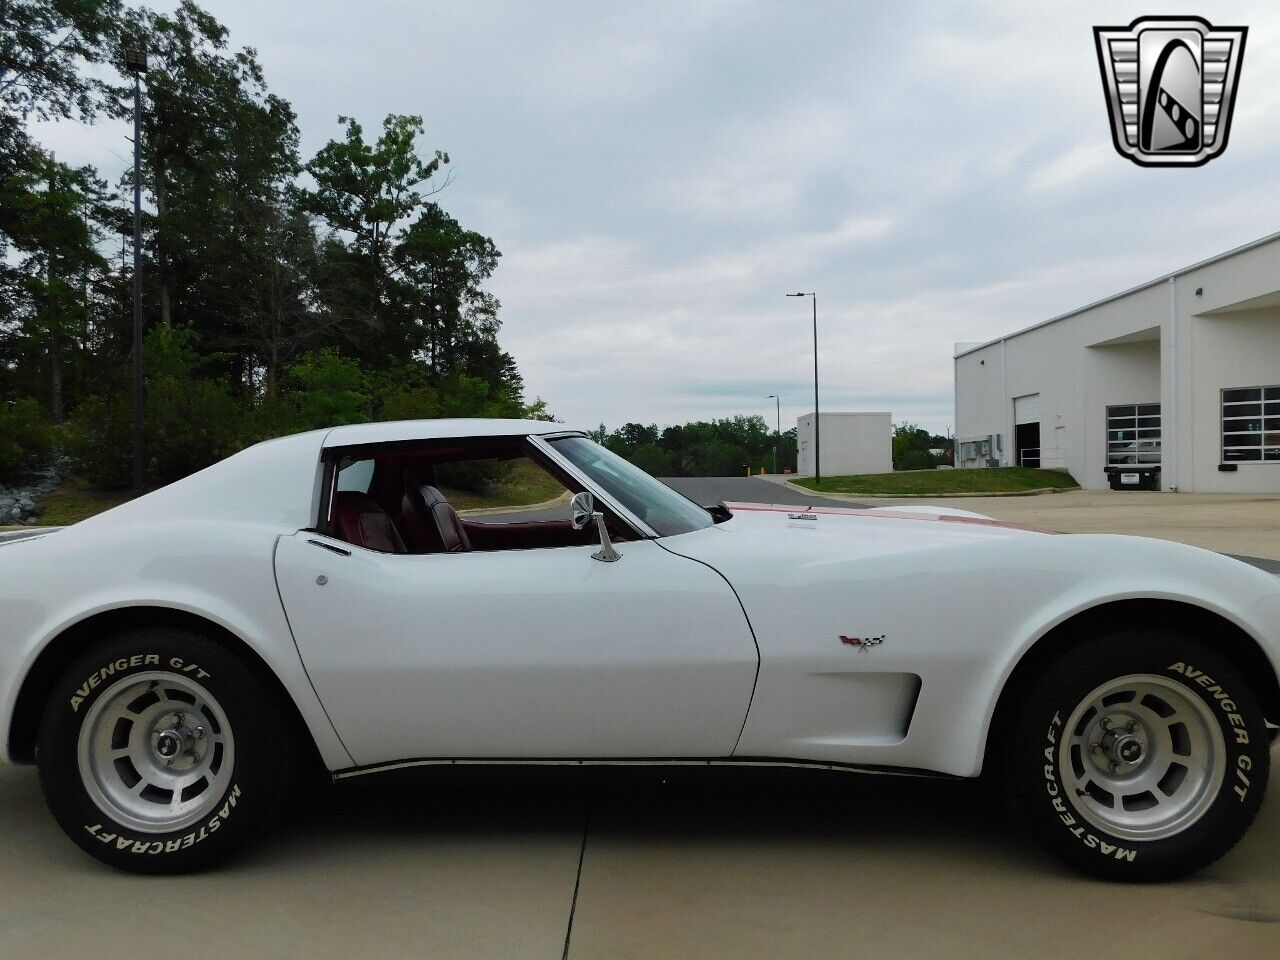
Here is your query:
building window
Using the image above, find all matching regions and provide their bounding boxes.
[1106,404,1161,468]
[1221,386,1280,463]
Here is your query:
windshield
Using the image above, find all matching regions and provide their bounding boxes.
[548,436,714,537]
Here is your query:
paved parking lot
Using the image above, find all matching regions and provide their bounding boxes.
[746,480,1280,570]
[861,489,1280,564]
[0,757,1277,959]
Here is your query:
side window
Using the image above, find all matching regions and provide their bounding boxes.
[336,458,374,493]
[326,440,617,555]
[432,456,570,524]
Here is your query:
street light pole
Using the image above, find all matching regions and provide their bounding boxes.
[787,292,820,484]
[125,48,147,494]
[765,394,780,474]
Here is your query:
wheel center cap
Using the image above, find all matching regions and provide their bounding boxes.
[1110,731,1144,766]
[155,729,186,759]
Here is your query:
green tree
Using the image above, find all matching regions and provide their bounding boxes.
[391,202,511,384]
[112,1,302,385]
[601,415,787,477]
[0,0,120,124]
[299,114,449,363]
[891,421,952,470]
[6,2,535,494]
[1,0,121,425]
[0,151,116,423]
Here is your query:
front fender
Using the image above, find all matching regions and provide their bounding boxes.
[962,536,1280,777]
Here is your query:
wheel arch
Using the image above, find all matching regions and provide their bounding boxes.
[8,605,325,773]
[982,598,1280,772]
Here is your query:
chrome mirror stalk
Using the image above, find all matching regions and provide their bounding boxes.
[570,491,621,562]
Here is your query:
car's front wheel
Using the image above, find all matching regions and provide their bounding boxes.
[37,627,298,873]
[1003,627,1270,881]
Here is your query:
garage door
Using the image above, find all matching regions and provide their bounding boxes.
[1014,394,1040,425]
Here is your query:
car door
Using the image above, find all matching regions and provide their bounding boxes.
[273,532,758,766]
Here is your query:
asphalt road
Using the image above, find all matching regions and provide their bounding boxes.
[660,475,866,509]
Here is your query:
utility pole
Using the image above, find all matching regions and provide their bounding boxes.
[786,292,820,483]
[47,153,63,424]
[126,48,147,494]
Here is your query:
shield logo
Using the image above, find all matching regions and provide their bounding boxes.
[1094,16,1246,167]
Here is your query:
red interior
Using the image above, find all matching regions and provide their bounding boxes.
[327,441,614,555]
[333,492,408,554]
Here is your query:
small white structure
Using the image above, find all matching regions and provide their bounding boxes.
[797,412,892,476]
[955,230,1280,492]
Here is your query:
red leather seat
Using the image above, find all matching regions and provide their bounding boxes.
[401,485,472,554]
[333,491,407,553]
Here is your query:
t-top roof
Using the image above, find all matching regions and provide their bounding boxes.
[322,418,585,448]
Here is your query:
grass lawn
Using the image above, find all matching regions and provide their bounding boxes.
[441,458,568,512]
[31,481,134,526]
[790,466,1080,496]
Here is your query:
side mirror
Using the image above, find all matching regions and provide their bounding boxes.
[569,490,621,562]
[570,491,594,531]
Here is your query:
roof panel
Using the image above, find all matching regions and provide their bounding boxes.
[322,418,584,447]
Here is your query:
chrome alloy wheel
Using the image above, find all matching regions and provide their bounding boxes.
[76,671,235,834]
[1059,674,1225,842]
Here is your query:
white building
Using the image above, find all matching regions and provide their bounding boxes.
[954,231,1280,493]
[797,412,892,476]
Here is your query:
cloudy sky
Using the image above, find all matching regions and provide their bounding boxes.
[36,1,1280,433]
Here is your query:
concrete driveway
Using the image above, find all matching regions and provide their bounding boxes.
[663,479,1280,572]
[0,758,1277,959]
[797,487,1280,569]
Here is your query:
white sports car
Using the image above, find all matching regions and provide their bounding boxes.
[1,419,1276,879]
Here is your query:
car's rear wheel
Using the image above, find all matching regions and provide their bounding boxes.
[37,627,298,873]
[1002,627,1270,881]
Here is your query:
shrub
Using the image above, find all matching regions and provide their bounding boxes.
[144,377,250,483]
[0,398,56,483]
[898,449,936,471]
[67,328,252,489]
[65,394,131,488]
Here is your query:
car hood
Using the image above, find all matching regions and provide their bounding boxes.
[656,499,1049,587]
[0,527,63,546]
[704,500,1049,554]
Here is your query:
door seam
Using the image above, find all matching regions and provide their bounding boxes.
[271,533,357,767]
[655,539,761,756]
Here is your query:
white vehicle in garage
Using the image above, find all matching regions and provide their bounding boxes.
[1,419,1277,879]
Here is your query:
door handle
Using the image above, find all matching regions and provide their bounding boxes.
[307,538,352,557]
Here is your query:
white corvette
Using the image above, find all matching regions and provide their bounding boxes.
[1,419,1277,879]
